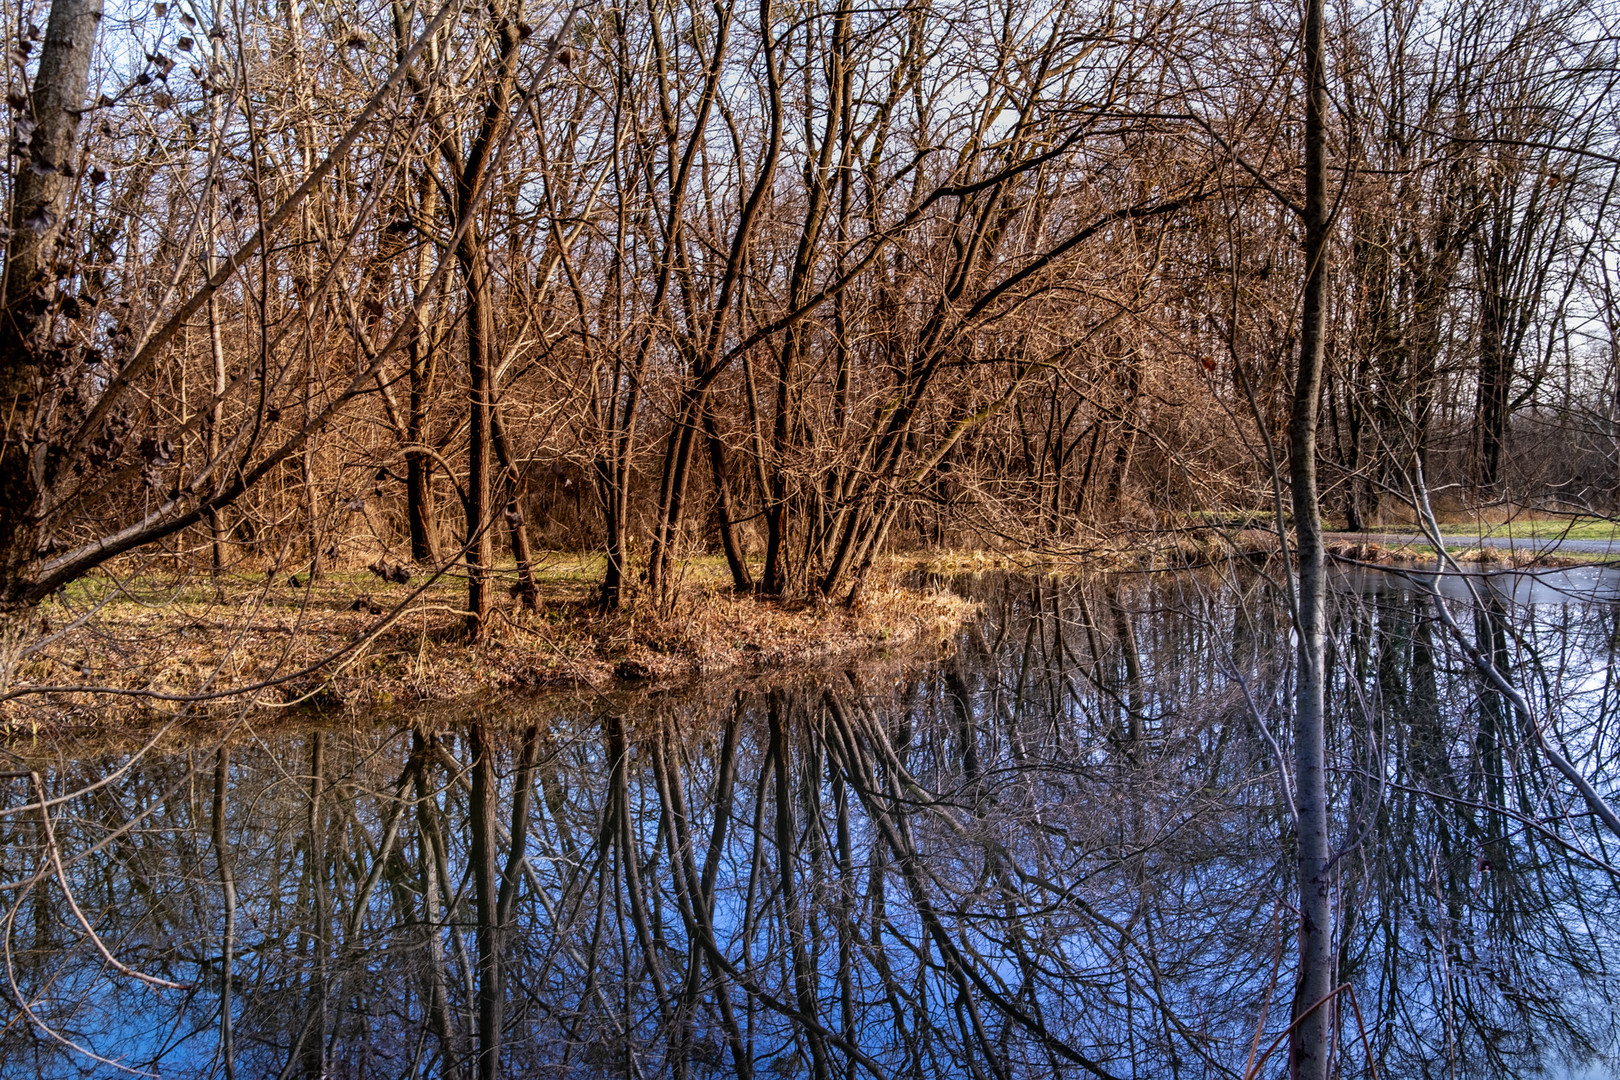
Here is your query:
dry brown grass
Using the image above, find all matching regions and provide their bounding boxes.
[1321,537,1592,568]
[1,554,977,727]
[10,529,1591,731]
[894,527,1281,576]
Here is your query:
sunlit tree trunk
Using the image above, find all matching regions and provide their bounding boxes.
[407,178,444,565]
[451,3,524,637]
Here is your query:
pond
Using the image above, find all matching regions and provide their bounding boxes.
[3,567,1618,1079]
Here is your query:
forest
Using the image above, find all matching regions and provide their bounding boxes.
[0,0,1615,627]
[1,0,1619,1076]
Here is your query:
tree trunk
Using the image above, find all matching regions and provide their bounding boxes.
[1289,0,1335,1073]
[703,406,754,592]
[451,3,523,637]
[760,386,793,596]
[595,453,630,611]
[463,243,496,636]
[303,438,323,580]
[204,27,232,573]
[206,270,230,571]
[760,0,847,595]
[648,395,702,600]
[407,180,443,565]
[1476,246,1513,492]
[0,0,104,608]
[1105,351,1140,509]
[492,409,538,609]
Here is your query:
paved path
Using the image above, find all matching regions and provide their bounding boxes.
[1325,531,1620,557]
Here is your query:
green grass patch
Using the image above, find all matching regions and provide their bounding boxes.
[1429,517,1620,541]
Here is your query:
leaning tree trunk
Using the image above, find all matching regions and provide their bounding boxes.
[492,410,538,609]
[703,406,754,592]
[1289,0,1335,1073]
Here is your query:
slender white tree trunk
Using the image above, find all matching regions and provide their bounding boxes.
[1290,0,1335,1072]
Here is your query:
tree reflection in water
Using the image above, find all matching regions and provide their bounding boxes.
[2,570,1617,1078]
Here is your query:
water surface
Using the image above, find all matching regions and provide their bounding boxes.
[4,569,1618,1078]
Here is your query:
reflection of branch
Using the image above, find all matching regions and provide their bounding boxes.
[31,771,190,990]
[1364,776,1620,883]
[0,773,182,1079]
[0,719,182,821]
[1228,666,1298,824]
[823,691,1125,1080]
[1407,468,1620,841]
[1241,983,1347,1080]
[1,906,161,1079]
[0,757,205,894]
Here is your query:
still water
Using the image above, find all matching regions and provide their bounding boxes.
[3,568,1618,1079]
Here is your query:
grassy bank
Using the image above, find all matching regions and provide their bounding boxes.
[1318,538,1596,567]
[1183,508,1618,566]
[4,554,976,724]
[8,520,1609,726]
[1425,516,1620,541]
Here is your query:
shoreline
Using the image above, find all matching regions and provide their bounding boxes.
[5,532,1613,728]
[1,560,979,727]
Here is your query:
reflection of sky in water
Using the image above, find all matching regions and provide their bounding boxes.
[6,571,1618,1078]
[1335,563,1620,606]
